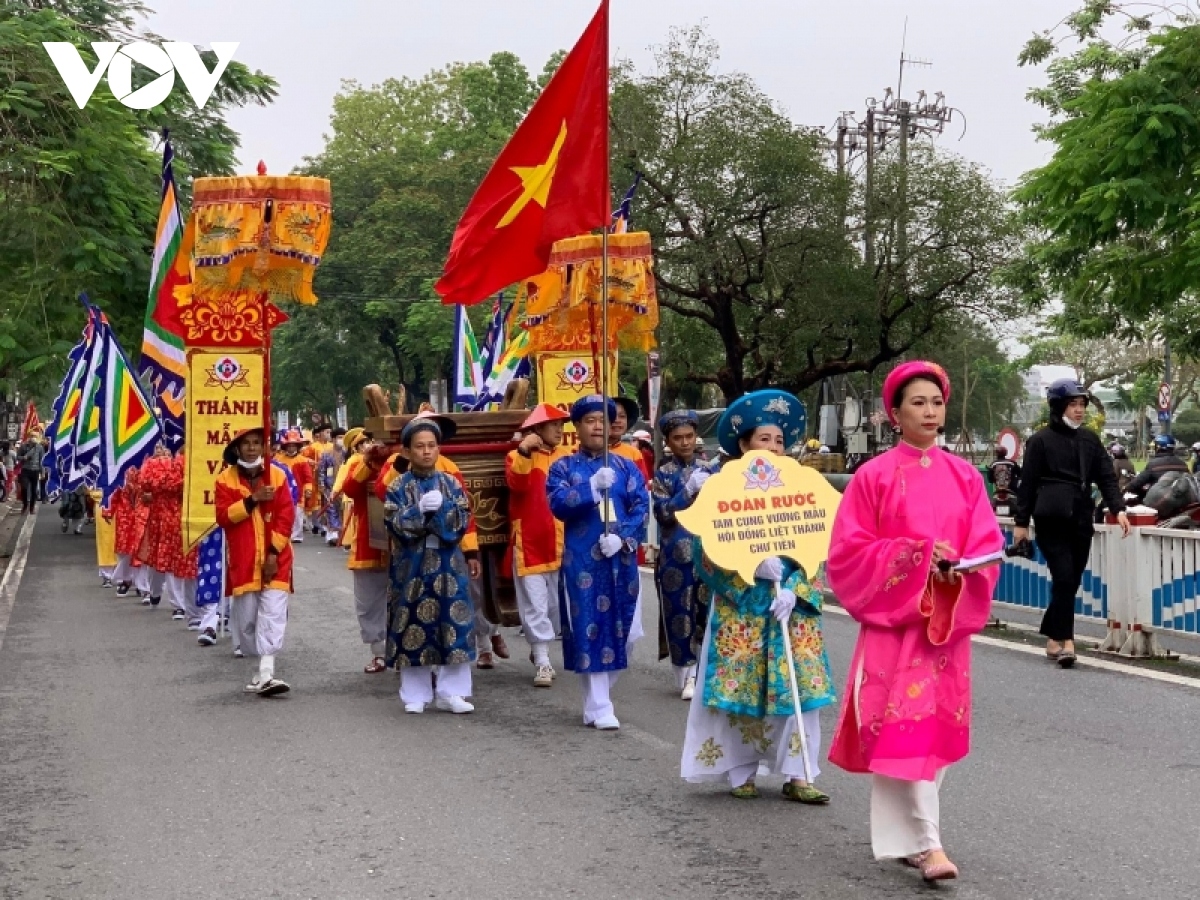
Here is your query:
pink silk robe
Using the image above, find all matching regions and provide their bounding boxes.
[827,444,1003,781]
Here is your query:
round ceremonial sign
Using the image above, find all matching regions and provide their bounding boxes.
[996,427,1021,461]
[676,452,842,582]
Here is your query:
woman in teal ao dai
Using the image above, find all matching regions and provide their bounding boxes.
[679,389,836,803]
[384,417,476,715]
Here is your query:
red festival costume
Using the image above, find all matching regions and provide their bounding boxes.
[213,465,295,596]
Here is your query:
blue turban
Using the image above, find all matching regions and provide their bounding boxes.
[658,409,699,437]
[570,394,617,424]
[716,389,807,457]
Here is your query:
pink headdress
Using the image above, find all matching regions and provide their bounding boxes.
[882,361,952,425]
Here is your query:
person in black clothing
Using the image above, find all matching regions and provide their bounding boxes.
[1013,379,1130,668]
[987,446,1021,512]
[1109,443,1137,495]
[1127,434,1189,503]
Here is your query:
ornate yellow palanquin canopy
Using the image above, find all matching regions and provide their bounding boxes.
[518,231,658,354]
[174,174,332,309]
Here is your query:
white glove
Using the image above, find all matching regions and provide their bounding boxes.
[770,588,797,623]
[418,490,444,513]
[754,556,783,583]
[598,533,622,558]
[590,467,617,496]
[685,469,711,496]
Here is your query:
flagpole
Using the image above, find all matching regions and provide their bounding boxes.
[601,225,611,535]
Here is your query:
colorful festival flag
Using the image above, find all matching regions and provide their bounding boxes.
[139,133,189,448]
[43,304,100,491]
[610,173,641,234]
[451,304,483,408]
[470,329,532,410]
[95,313,163,503]
[436,0,610,304]
[20,401,40,441]
[478,293,510,382]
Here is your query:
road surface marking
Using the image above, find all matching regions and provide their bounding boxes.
[0,510,38,653]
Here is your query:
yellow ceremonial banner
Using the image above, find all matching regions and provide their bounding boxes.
[677,453,842,583]
[183,349,266,550]
[535,351,618,450]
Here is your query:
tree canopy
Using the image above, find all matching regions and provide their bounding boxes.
[0,0,276,400]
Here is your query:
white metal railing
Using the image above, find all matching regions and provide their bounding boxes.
[994,518,1200,656]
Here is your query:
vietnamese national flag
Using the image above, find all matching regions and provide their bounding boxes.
[436,0,609,305]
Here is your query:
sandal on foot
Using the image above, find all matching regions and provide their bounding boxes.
[476,651,495,670]
[364,656,387,674]
[730,783,760,799]
[781,782,830,805]
[921,856,959,882]
[1057,650,1077,668]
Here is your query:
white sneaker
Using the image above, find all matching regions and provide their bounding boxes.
[435,696,474,714]
[533,664,554,688]
[186,619,202,631]
[244,673,265,693]
[233,647,245,659]
[681,675,696,701]
[404,702,426,714]
[593,714,621,731]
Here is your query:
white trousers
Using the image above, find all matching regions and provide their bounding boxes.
[291,503,305,542]
[145,568,166,598]
[199,598,227,632]
[870,771,946,860]
[98,566,114,580]
[399,663,472,704]
[673,663,698,691]
[230,589,288,659]
[581,671,621,724]
[163,573,196,614]
[352,569,389,655]
[515,571,559,647]
[113,554,136,585]
[469,575,496,652]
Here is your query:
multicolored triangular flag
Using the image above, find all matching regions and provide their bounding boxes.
[95,313,163,504]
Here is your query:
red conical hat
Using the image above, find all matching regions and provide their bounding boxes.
[521,403,571,429]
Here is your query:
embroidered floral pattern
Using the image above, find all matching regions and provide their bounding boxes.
[695,737,725,768]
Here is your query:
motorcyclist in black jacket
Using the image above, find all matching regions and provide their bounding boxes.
[1127,434,1190,503]
[1013,379,1130,668]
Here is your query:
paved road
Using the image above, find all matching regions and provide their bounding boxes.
[2,510,1200,899]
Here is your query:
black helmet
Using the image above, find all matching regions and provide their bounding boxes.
[1046,379,1087,404]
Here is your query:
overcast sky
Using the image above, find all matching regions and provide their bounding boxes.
[144,0,1079,186]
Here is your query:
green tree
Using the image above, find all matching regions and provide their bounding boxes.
[611,26,1025,404]
[1,0,276,399]
[290,52,556,406]
[1014,4,1200,352]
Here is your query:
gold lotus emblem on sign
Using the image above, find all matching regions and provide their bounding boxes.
[180,292,265,344]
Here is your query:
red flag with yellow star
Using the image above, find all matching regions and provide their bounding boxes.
[436,0,609,305]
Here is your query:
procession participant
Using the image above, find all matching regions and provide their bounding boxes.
[91,487,117,587]
[341,430,392,674]
[372,413,504,667]
[136,444,173,608]
[547,395,649,731]
[58,483,87,534]
[826,361,1005,882]
[214,427,295,696]
[608,396,652,481]
[112,467,149,597]
[318,427,347,545]
[140,445,198,622]
[304,423,333,534]
[275,429,315,543]
[680,391,834,803]
[505,403,571,687]
[384,417,481,714]
[651,409,711,700]
[333,427,368,552]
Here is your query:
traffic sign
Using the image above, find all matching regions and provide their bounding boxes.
[996,427,1022,461]
[1159,382,1172,412]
